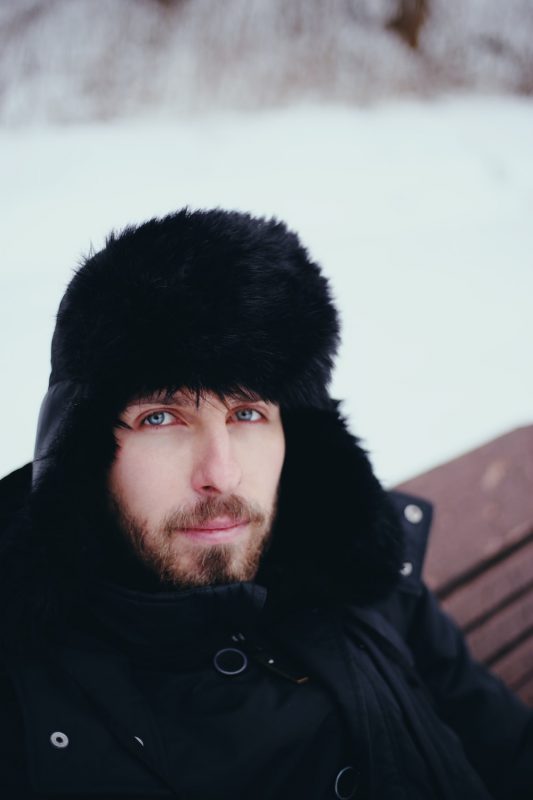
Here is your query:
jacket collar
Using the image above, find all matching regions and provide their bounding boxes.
[84,580,267,655]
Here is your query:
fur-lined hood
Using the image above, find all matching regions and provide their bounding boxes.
[0,209,405,654]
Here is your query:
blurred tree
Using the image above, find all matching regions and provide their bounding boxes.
[152,0,187,7]
[387,0,428,48]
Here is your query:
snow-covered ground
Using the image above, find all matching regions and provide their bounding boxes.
[1,96,532,485]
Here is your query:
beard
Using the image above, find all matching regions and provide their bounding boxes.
[109,492,277,590]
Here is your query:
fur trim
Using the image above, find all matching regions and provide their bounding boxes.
[260,403,404,610]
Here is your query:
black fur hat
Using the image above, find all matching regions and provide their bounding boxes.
[33,208,340,485]
[53,209,340,401]
[0,208,404,652]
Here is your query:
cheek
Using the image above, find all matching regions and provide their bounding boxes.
[109,441,190,521]
[108,451,144,514]
[269,435,286,486]
[244,430,285,501]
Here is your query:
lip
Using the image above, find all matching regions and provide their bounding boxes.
[176,519,249,544]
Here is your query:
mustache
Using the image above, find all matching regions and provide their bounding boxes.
[161,494,266,532]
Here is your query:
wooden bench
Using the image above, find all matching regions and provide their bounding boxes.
[395,425,533,706]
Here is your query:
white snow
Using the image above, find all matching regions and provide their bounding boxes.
[1,96,532,485]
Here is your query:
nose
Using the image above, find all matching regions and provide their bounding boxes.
[191,425,242,496]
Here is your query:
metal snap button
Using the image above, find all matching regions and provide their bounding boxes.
[213,648,248,676]
[400,560,413,577]
[134,736,144,747]
[335,765,358,799]
[404,504,423,524]
[50,731,69,749]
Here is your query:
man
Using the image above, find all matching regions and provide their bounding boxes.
[0,208,531,799]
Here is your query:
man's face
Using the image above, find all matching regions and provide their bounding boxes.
[108,389,285,588]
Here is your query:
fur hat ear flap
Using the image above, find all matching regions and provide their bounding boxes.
[258,403,405,609]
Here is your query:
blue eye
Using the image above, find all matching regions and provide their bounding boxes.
[235,408,262,422]
[143,411,173,427]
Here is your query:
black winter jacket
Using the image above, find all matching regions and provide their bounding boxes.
[1,464,532,800]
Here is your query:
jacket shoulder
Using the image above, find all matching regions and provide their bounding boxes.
[0,463,32,519]
[350,490,433,643]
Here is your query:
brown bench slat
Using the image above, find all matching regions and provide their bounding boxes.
[491,635,533,691]
[441,539,533,631]
[467,586,533,664]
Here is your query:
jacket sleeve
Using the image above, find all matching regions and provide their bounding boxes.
[386,490,533,799]
[406,583,533,800]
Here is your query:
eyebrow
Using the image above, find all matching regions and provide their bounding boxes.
[129,388,267,410]
[134,392,195,407]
